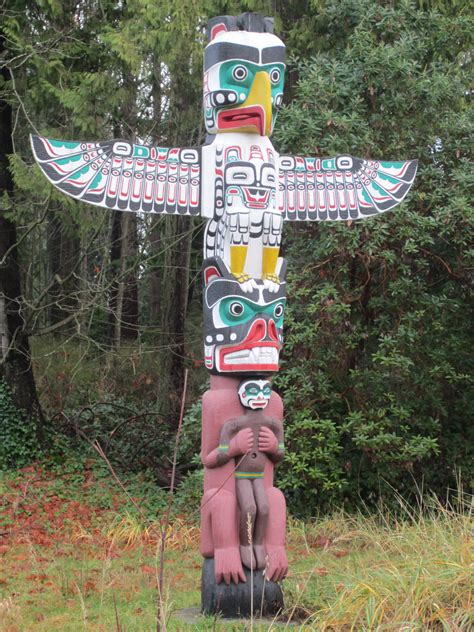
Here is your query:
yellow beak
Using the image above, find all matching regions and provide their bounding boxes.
[242,71,273,136]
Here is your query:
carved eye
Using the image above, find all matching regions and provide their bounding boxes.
[274,303,284,319]
[270,67,281,84]
[232,65,248,81]
[229,301,244,316]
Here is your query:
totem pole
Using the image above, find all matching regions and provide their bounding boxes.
[31,12,417,618]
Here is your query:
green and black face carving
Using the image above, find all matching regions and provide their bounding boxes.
[203,14,286,136]
[238,379,272,409]
[202,257,287,375]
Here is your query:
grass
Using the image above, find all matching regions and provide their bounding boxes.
[0,460,472,631]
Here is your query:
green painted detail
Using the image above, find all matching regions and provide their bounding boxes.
[89,172,103,189]
[68,166,89,180]
[245,384,271,398]
[226,188,244,204]
[133,145,149,158]
[372,182,391,197]
[278,443,285,450]
[226,148,240,162]
[218,297,286,328]
[379,161,405,169]
[88,171,104,190]
[56,155,82,165]
[50,139,80,149]
[235,472,264,479]
[322,158,336,170]
[218,444,229,452]
[360,189,372,204]
[379,172,402,185]
[218,60,285,126]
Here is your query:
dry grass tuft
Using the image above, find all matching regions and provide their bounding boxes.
[104,512,200,551]
[285,493,473,630]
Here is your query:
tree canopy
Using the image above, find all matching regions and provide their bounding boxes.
[0,0,472,513]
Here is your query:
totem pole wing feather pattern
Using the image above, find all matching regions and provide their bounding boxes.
[278,155,418,221]
[30,135,201,216]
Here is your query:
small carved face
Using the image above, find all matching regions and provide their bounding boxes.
[223,144,276,212]
[238,379,272,409]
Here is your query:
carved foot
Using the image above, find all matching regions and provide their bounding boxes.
[231,272,257,293]
[214,547,246,585]
[265,544,288,582]
[262,273,280,294]
[253,544,268,569]
[240,544,256,570]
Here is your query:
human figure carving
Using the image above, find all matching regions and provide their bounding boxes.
[200,375,288,584]
[208,379,284,570]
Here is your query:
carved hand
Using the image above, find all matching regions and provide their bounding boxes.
[228,428,253,457]
[265,544,288,582]
[214,547,246,585]
[258,426,278,454]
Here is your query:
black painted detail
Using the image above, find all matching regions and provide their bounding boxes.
[262,45,286,64]
[205,42,259,71]
[206,13,274,42]
[201,558,284,618]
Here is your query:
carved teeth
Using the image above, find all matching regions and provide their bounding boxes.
[224,347,278,365]
[225,349,249,359]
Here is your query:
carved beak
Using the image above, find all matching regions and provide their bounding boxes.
[217,71,273,136]
[243,71,272,136]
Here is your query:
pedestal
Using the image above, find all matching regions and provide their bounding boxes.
[201,557,284,618]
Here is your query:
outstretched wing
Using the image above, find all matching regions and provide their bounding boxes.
[31,135,201,216]
[278,155,417,221]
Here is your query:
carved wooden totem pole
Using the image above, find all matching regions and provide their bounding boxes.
[31,12,417,618]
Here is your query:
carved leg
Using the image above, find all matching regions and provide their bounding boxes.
[264,486,288,581]
[252,478,270,569]
[229,212,256,291]
[200,487,246,584]
[236,478,257,570]
[262,211,283,292]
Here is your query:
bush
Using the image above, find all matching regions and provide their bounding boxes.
[273,0,473,514]
[0,380,39,469]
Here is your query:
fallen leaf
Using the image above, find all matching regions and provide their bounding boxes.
[312,536,332,549]
[140,565,155,575]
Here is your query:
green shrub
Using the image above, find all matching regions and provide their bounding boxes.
[0,380,39,469]
[273,0,473,514]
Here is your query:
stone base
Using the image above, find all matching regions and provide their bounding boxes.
[201,558,284,618]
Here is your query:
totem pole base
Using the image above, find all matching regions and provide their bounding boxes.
[201,558,284,618]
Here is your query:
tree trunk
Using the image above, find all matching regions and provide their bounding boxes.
[150,47,198,424]
[148,56,163,326]
[48,211,80,329]
[120,212,139,340]
[148,217,162,325]
[108,210,139,346]
[108,209,123,346]
[156,215,192,425]
[0,33,45,439]
[107,65,140,347]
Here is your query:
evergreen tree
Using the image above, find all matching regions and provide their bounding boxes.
[273,0,473,512]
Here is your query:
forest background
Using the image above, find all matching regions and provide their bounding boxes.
[0,0,472,517]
